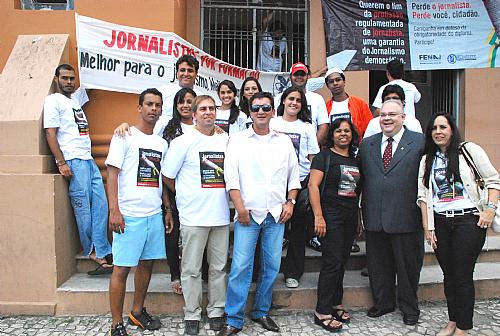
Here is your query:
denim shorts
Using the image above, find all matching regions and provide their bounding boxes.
[112,212,166,267]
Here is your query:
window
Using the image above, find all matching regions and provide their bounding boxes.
[20,0,74,10]
[201,0,308,71]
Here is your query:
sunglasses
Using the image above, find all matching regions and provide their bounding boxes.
[250,104,273,113]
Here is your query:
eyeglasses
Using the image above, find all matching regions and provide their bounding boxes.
[380,112,401,118]
[250,104,273,113]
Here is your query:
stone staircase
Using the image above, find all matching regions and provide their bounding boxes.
[55,233,500,315]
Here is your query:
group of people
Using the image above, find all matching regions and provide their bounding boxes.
[43,56,499,336]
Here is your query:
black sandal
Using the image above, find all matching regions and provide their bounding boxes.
[314,313,342,332]
[332,307,350,323]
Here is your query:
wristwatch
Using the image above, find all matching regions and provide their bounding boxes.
[286,198,296,205]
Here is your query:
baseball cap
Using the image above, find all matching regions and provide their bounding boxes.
[290,62,309,75]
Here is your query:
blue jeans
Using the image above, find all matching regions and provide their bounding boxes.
[225,213,284,329]
[67,158,111,258]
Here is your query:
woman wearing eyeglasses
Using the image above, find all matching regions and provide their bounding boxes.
[271,86,320,289]
[417,113,500,336]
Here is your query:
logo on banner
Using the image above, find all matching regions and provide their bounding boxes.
[273,75,290,95]
[447,54,477,64]
[418,54,442,65]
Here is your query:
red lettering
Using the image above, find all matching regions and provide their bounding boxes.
[159,38,167,55]
[173,42,180,58]
[148,37,159,53]
[138,35,149,52]
[103,30,116,48]
[167,40,173,55]
[127,33,137,50]
[116,31,127,49]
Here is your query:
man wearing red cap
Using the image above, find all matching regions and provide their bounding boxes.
[274,62,330,145]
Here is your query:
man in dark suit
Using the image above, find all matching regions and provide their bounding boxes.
[359,100,424,325]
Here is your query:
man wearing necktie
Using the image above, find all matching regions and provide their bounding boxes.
[359,100,425,326]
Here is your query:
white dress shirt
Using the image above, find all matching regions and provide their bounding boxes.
[381,127,405,157]
[224,127,301,224]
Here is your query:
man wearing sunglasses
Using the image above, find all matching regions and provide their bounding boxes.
[220,92,301,335]
[364,84,423,139]
[275,62,330,145]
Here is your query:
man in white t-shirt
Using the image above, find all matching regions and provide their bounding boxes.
[155,55,202,135]
[164,95,230,335]
[364,84,423,139]
[106,88,171,336]
[43,64,112,275]
[274,62,329,145]
[372,59,421,118]
[219,92,300,335]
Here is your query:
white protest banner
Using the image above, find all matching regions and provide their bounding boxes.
[75,14,291,98]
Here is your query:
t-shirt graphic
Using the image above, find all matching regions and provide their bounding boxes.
[73,108,89,135]
[199,151,225,188]
[284,132,301,159]
[338,165,360,197]
[433,167,465,202]
[215,119,230,133]
[137,148,162,187]
[330,111,352,123]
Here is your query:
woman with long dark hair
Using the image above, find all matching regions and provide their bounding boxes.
[163,88,197,144]
[273,86,320,289]
[161,88,197,295]
[417,113,499,336]
[309,118,361,332]
[216,80,247,134]
[238,77,262,117]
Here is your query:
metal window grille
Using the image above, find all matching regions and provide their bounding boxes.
[20,0,74,10]
[201,0,308,71]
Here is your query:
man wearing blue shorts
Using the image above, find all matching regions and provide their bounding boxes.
[106,88,172,336]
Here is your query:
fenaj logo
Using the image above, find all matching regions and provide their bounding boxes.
[419,54,441,64]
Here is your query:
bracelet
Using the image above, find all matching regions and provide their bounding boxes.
[486,201,498,210]
[165,208,173,213]
[57,161,67,167]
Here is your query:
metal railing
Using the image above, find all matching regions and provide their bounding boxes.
[201,0,309,71]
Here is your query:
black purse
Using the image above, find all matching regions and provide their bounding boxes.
[295,151,331,215]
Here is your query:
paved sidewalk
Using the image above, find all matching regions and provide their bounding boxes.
[1,299,499,335]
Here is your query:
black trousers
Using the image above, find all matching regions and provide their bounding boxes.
[165,190,181,281]
[315,209,357,314]
[365,229,424,318]
[282,207,312,280]
[434,212,486,330]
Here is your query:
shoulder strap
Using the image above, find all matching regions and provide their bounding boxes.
[319,151,331,195]
[459,142,485,189]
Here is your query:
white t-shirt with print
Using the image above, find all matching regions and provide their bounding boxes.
[431,152,475,212]
[43,93,93,161]
[329,98,351,123]
[274,90,329,131]
[163,130,230,227]
[105,127,168,217]
[372,79,421,118]
[215,108,247,135]
[270,117,320,181]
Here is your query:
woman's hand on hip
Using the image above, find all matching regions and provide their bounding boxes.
[476,208,495,229]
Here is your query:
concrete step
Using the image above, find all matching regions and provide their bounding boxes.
[76,235,500,274]
[56,261,500,315]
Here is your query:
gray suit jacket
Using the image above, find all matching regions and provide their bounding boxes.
[359,129,424,233]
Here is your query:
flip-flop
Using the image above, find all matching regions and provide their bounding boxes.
[87,263,113,276]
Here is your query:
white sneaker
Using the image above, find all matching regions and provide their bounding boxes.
[285,278,299,288]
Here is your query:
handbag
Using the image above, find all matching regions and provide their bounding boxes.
[295,151,331,215]
[459,142,500,232]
